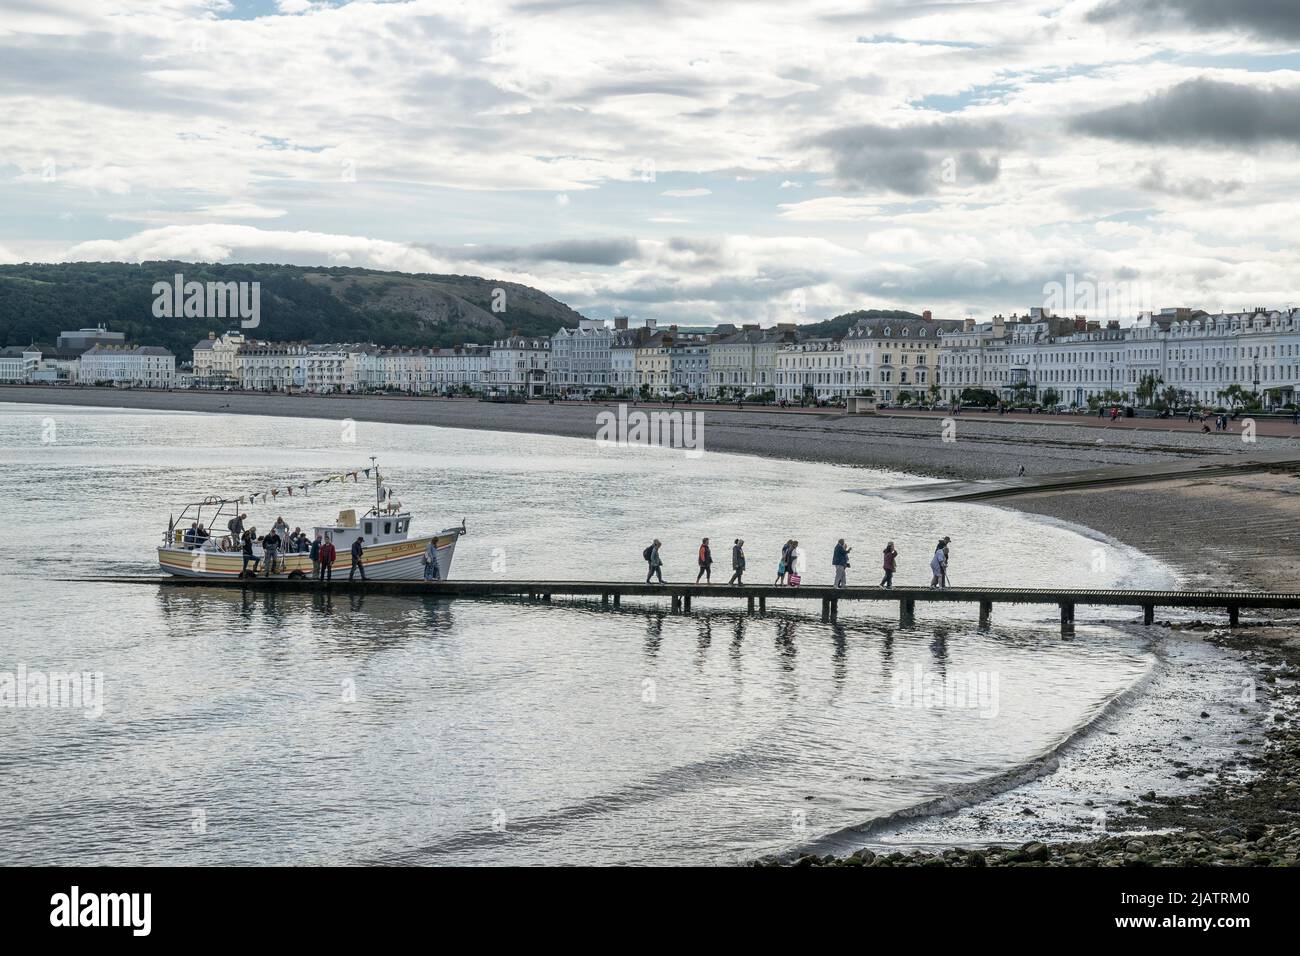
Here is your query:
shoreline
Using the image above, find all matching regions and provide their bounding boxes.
[6,384,1299,481]
[4,386,1299,866]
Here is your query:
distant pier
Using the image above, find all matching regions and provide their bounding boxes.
[76,577,1300,631]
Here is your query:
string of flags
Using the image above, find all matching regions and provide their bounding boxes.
[239,467,379,506]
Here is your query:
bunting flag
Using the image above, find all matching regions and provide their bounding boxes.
[235,466,375,506]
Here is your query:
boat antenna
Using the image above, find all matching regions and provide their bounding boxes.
[371,456,380,513]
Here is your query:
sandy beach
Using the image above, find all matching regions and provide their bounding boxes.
[6,383,1300,866]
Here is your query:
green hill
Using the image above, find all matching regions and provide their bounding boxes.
[800,308,925,338]
[0,261,586,356]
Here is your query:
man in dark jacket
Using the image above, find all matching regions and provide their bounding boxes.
[310,533,323,577]
[833,539,851,588]
[695,538,713,584]
[727,539,746,585]
[349,536,366,581]
[262,529,281,576]
[241,529,260,576]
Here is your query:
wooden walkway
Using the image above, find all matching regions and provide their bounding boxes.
[79,577,1300,628]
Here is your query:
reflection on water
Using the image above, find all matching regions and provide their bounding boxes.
[0,405,1172,865]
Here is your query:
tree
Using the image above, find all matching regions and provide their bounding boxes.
[1041,387,1060,407]
[928,381,941,402]
[1218,384,1247,410]
[1136,373,1163,407]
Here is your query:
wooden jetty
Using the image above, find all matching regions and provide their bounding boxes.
[76,577,1300,630]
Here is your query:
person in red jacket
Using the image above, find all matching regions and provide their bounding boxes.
[318,535,337,582]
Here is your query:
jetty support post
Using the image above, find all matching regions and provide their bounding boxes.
[899,598,915,624]
[1142,604,1154,625]
[613,593,621,608]
[748,595,756,614]
[759,596,766,613]
[978,601,992,626]
[820,598,829,623]
[602,592,609,606]
[1228,605,1239,627]
[683,594,691,612]
[830,598,838,622]
[1059,602,1074,627]
[671,594,682,612]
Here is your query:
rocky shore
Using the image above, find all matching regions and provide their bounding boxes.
[772,623,1300,867]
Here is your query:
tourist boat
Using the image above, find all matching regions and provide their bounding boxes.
[158,460,465,581]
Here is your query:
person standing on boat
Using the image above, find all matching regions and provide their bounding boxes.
[185,522,198,549]
[644,539,664,584]
[263,527,282,576]
[832,539,851,588]
[423,538,441,582]
[349,536,367,582]
[319,534,336,582]
[310,532,323,577]
[728,539,746,585]
[273,516,290,547]
[696,538,713,584]
[228,512,246,545]
[241,529,260,576]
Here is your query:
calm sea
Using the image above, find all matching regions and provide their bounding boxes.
[0,403,1175,865]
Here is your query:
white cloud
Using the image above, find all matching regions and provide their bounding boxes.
[660,189,713,198]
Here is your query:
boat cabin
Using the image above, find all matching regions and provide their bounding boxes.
[313,508,414,553]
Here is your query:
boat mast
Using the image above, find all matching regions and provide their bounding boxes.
[371,456,380,513]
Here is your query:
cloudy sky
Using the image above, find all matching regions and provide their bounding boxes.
[3,0,1300,325]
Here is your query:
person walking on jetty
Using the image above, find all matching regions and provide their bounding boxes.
[728,539,746,585]
[318,534,336,582]
[775,539,794,586]
[696,537,713,584]
[787,541,804,586]
[881,541,897,589]
[349,536,367,582]
[644,539,665,584]
[929,537,950,589]
[832,539,851,588]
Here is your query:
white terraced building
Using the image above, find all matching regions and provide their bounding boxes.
[351,345,489,393]
[707,325,795,397]
[551,319,616,396]
[668,338,710,396]
[488,335,550,397]
[80,344,176,387]
[234,342,352,392]
[775,337,850,401]
[840,314,960,404]
[937,306,1300,407]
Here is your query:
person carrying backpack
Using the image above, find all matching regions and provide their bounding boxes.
[644,540,664,584]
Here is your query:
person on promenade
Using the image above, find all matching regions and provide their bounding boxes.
[310,532,323,577]
[644,539,665,584]
[423,538,441,582]
[349,536,367,582]
[696,537,713,584]
[241,529,259,576]
[832,539,851,588]
[319,534,336,582]
[775,539,793,586]
[728,539,746,585]
[881,541,897,589]
[788,541,804,586]
[929,536,950,589]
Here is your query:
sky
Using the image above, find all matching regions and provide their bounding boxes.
[3,0,1300,326]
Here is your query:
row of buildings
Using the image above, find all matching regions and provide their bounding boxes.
[6,306,1300,407]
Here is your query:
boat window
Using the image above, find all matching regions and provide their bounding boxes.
[397,519,406,533]
[384,521,392,534]
[364,521,372,534]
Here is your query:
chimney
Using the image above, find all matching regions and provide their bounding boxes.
[208,331,216,340]
[963,317,975,331]
[614,316,629,330]
[922,309,932,322]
